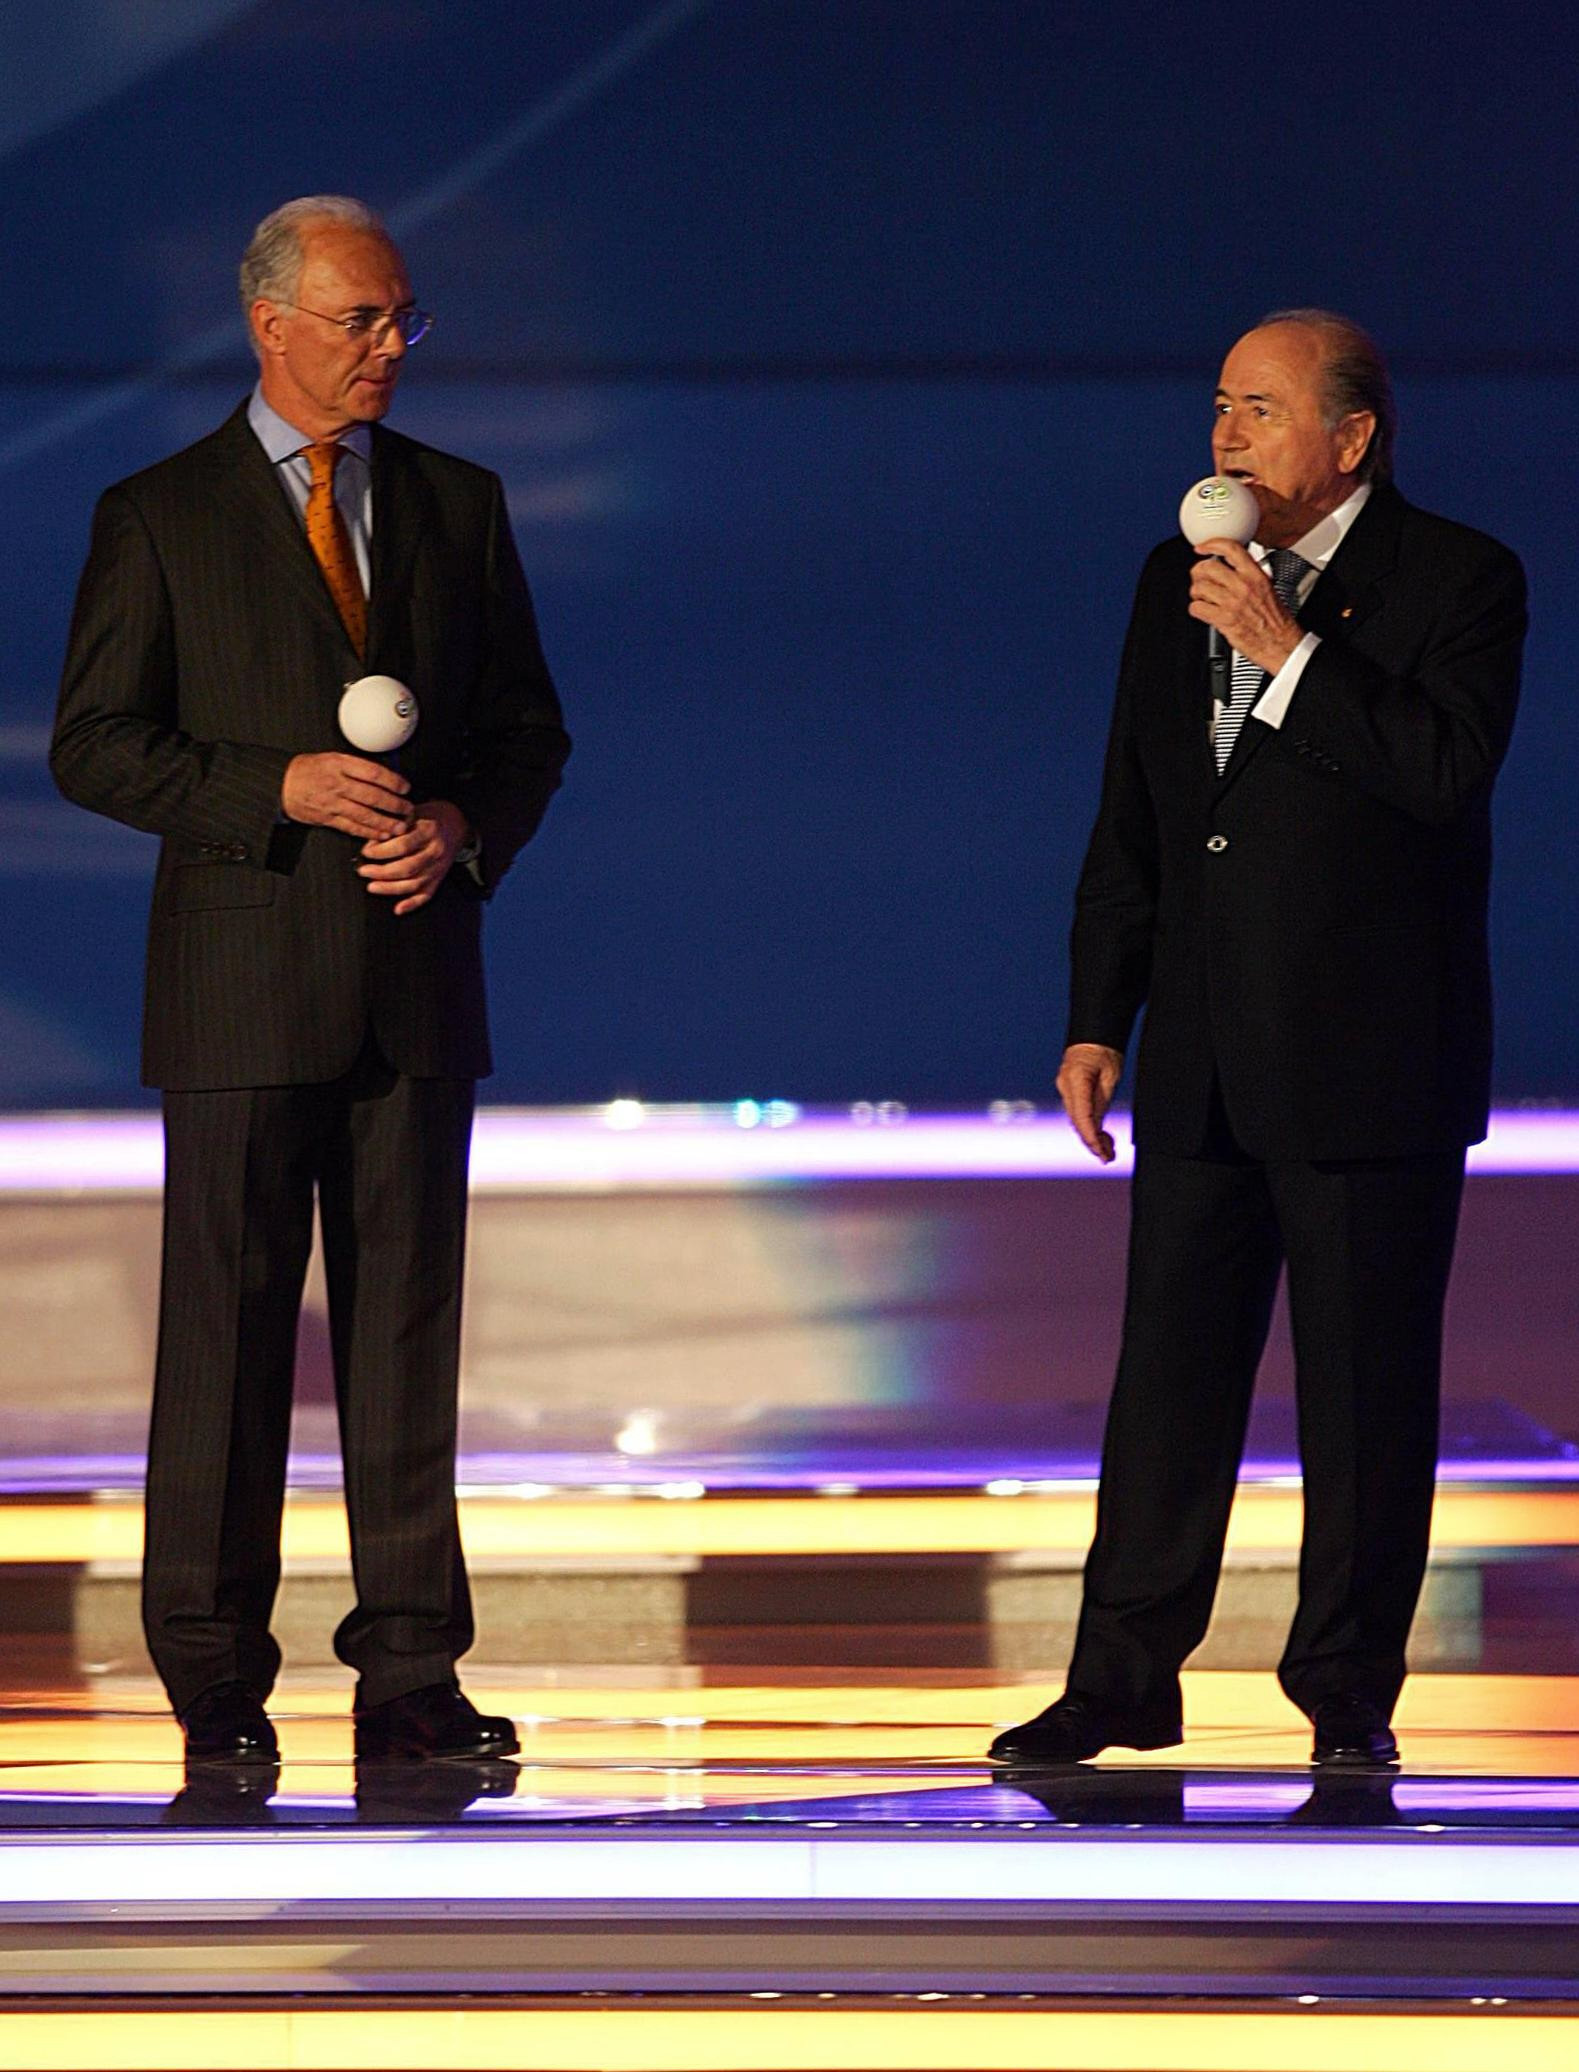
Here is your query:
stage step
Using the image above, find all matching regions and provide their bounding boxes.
[2,1487,1570,1674]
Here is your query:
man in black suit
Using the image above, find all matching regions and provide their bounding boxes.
[990,311,1524,1770]
[52,196,570,1764]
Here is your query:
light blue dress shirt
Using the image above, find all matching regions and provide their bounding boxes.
[246,386,373,596]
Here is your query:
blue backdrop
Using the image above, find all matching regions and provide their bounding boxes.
[2,0,1573,1106]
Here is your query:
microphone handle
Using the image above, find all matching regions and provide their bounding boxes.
[1207,624,1231,703]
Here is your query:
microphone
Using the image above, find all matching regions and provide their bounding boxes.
[339,677,420,859]
[1179,476,1260,698]
[339,674,419,755]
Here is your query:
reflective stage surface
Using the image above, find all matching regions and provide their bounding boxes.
[3,1672,1579,2066]
[4,1118,1579,2063]
[4,1669,1579,2000]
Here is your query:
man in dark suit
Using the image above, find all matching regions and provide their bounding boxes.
[52,196,570,1764]
[990,311,1525,1770]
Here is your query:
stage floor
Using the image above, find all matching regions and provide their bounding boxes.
[4,1665,1579,1994]
[5,1117,1579,2064]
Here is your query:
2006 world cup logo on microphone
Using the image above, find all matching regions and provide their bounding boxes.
[1178,475,1259,547]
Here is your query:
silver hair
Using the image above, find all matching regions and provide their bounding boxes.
[239,195,389,354]
[1257,307,1397,485]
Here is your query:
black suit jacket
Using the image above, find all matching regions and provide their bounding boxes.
[1068,484,1526,1161]
[52,403,570,1090]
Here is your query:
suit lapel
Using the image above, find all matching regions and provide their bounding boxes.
[1215,677,1275,793]
[1298,480,1404,640]
[204,404,360,654]
[366,427,427,663]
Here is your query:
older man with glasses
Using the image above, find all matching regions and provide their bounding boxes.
[52,195,571,1768]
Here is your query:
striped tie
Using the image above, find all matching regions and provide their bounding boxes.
[304,441,366,657]
[1214,547,1307,773]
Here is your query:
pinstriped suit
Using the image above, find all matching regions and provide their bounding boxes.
[52,401,570,1711]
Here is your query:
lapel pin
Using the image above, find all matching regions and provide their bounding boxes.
[1340,606,1354,619]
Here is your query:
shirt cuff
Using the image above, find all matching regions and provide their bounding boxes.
[1250,631,1322,730]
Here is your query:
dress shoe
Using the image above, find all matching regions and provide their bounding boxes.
[987,1693,1182,1767]
[353,1681,520,1763]
[1310,1694,1399,1769]
[179,1681,278,1767]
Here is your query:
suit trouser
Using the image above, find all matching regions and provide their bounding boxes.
[144,1045,476,1716]
[1066,1118,1465,1724]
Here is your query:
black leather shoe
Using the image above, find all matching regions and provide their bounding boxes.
[1310,1694,1399,1768]
[353,1682,520,1763]
[179,1681,279,1767]
[987,1693,1182,1767]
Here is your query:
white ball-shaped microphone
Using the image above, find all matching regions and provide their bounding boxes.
[1178,474,1260,547]
[339,674,419,754]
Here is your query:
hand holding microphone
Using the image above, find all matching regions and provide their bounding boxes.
[1180,476,1259,693]
[280,674,421,838]
[1180,476,1303,678]
[333,675,472,915]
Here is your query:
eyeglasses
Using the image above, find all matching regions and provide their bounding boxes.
[280,302,434,347]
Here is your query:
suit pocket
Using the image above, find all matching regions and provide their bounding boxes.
[167,864,277,914]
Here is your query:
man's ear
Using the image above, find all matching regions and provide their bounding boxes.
[251,299,287,360]
[1336,410,1377,477]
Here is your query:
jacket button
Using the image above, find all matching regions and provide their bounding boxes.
[1207,834,1228,853]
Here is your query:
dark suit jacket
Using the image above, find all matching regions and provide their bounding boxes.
[51,402,570,1090]
[1068,484,1526,1161]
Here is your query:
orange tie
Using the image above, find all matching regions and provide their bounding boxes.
[304,441,367,657]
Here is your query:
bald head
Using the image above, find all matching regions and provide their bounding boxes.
[1257,308,1395,486]
[1211,316,1388,548]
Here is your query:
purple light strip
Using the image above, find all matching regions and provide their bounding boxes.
[4,1106,1579,1192]
[1,1448,1577,1493]
[0,1115,163,1193]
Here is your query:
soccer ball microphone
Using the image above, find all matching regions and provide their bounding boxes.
[1179,476,1261,677]
[338,674,419,754]
[1178,475,1260,549]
